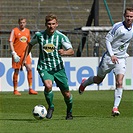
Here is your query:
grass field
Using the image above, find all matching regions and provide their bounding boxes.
[0,90,133,133]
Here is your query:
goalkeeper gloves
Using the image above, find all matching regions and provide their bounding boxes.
[12,51,20,63]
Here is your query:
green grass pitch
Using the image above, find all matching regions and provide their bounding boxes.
[0,90,132,133]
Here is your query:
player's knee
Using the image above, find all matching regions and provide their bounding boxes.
[44,81,53,91]
[26,67,32,71]
[45,84,52,90]
[63,91,71,99]
[94,76,103,84]
[116,80,123,87]
[96,80,102,84]
[25,64,32,71]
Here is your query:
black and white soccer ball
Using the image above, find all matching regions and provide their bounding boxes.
[32,105,47,120]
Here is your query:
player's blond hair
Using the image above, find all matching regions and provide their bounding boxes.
[45,14,58,24]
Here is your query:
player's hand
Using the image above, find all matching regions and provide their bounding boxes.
[12,51,20,63]
[111,55,119,64]
[58,49,66,56]
[20,59,26,71]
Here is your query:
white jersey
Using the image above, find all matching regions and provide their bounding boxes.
[105,22,133,58]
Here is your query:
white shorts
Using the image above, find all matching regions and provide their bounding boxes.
[97,54,126,78]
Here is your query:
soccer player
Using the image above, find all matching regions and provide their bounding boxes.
[9,18,38,96]
[78,7,133,116]
[22,14,74,120]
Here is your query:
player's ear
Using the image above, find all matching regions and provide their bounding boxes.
[56,22,58,27]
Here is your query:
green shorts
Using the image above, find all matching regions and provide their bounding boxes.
[38,68,69,91]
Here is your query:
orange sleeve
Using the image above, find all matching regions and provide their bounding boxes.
[9,29,15,42]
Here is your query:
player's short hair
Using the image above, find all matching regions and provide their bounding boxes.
[18,18,26,23]
[45,14,58,24]
[124,7,133,15]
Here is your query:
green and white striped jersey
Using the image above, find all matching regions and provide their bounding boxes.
[29,30,73,72]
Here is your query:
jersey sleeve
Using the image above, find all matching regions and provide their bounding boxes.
[106,39,114,56]
[9,29,15,42]
[105,23,119,42]
[61,36,73,50]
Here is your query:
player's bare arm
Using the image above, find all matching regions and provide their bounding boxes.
[9,41,20,63]
[58,48,74,56]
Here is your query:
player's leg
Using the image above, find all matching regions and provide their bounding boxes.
[112,74,124,116]
[79,53,114,94]
[24,54,38,95]
[44,89,54,119]
[112,59,125,116]
[55,69,73,120]
[78,76,104,94]
[44,80,54,119]
[61,90,73,120]
[78,53,106,94]
[78,63,106,94]
[13,69,21,95]
[39,70,54,119]
[12,57,21,95]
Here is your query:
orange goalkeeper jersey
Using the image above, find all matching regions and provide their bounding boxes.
[9,27,30,56]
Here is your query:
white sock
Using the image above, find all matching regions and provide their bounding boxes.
[82,76,94,87]
[113,88,123,108]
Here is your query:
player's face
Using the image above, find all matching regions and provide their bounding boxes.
[19,19,26,30]
[124,10,133,27]
[46,19,58,35]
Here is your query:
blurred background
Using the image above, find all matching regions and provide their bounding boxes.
[0,0,133,57]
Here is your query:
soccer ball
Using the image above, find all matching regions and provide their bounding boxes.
[32,105,47,120]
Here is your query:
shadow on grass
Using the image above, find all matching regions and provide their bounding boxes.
[0,115,90,123]
[0,118,35,122]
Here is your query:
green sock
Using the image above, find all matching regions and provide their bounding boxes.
[44,90,54,108]
[64,94,73,113]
